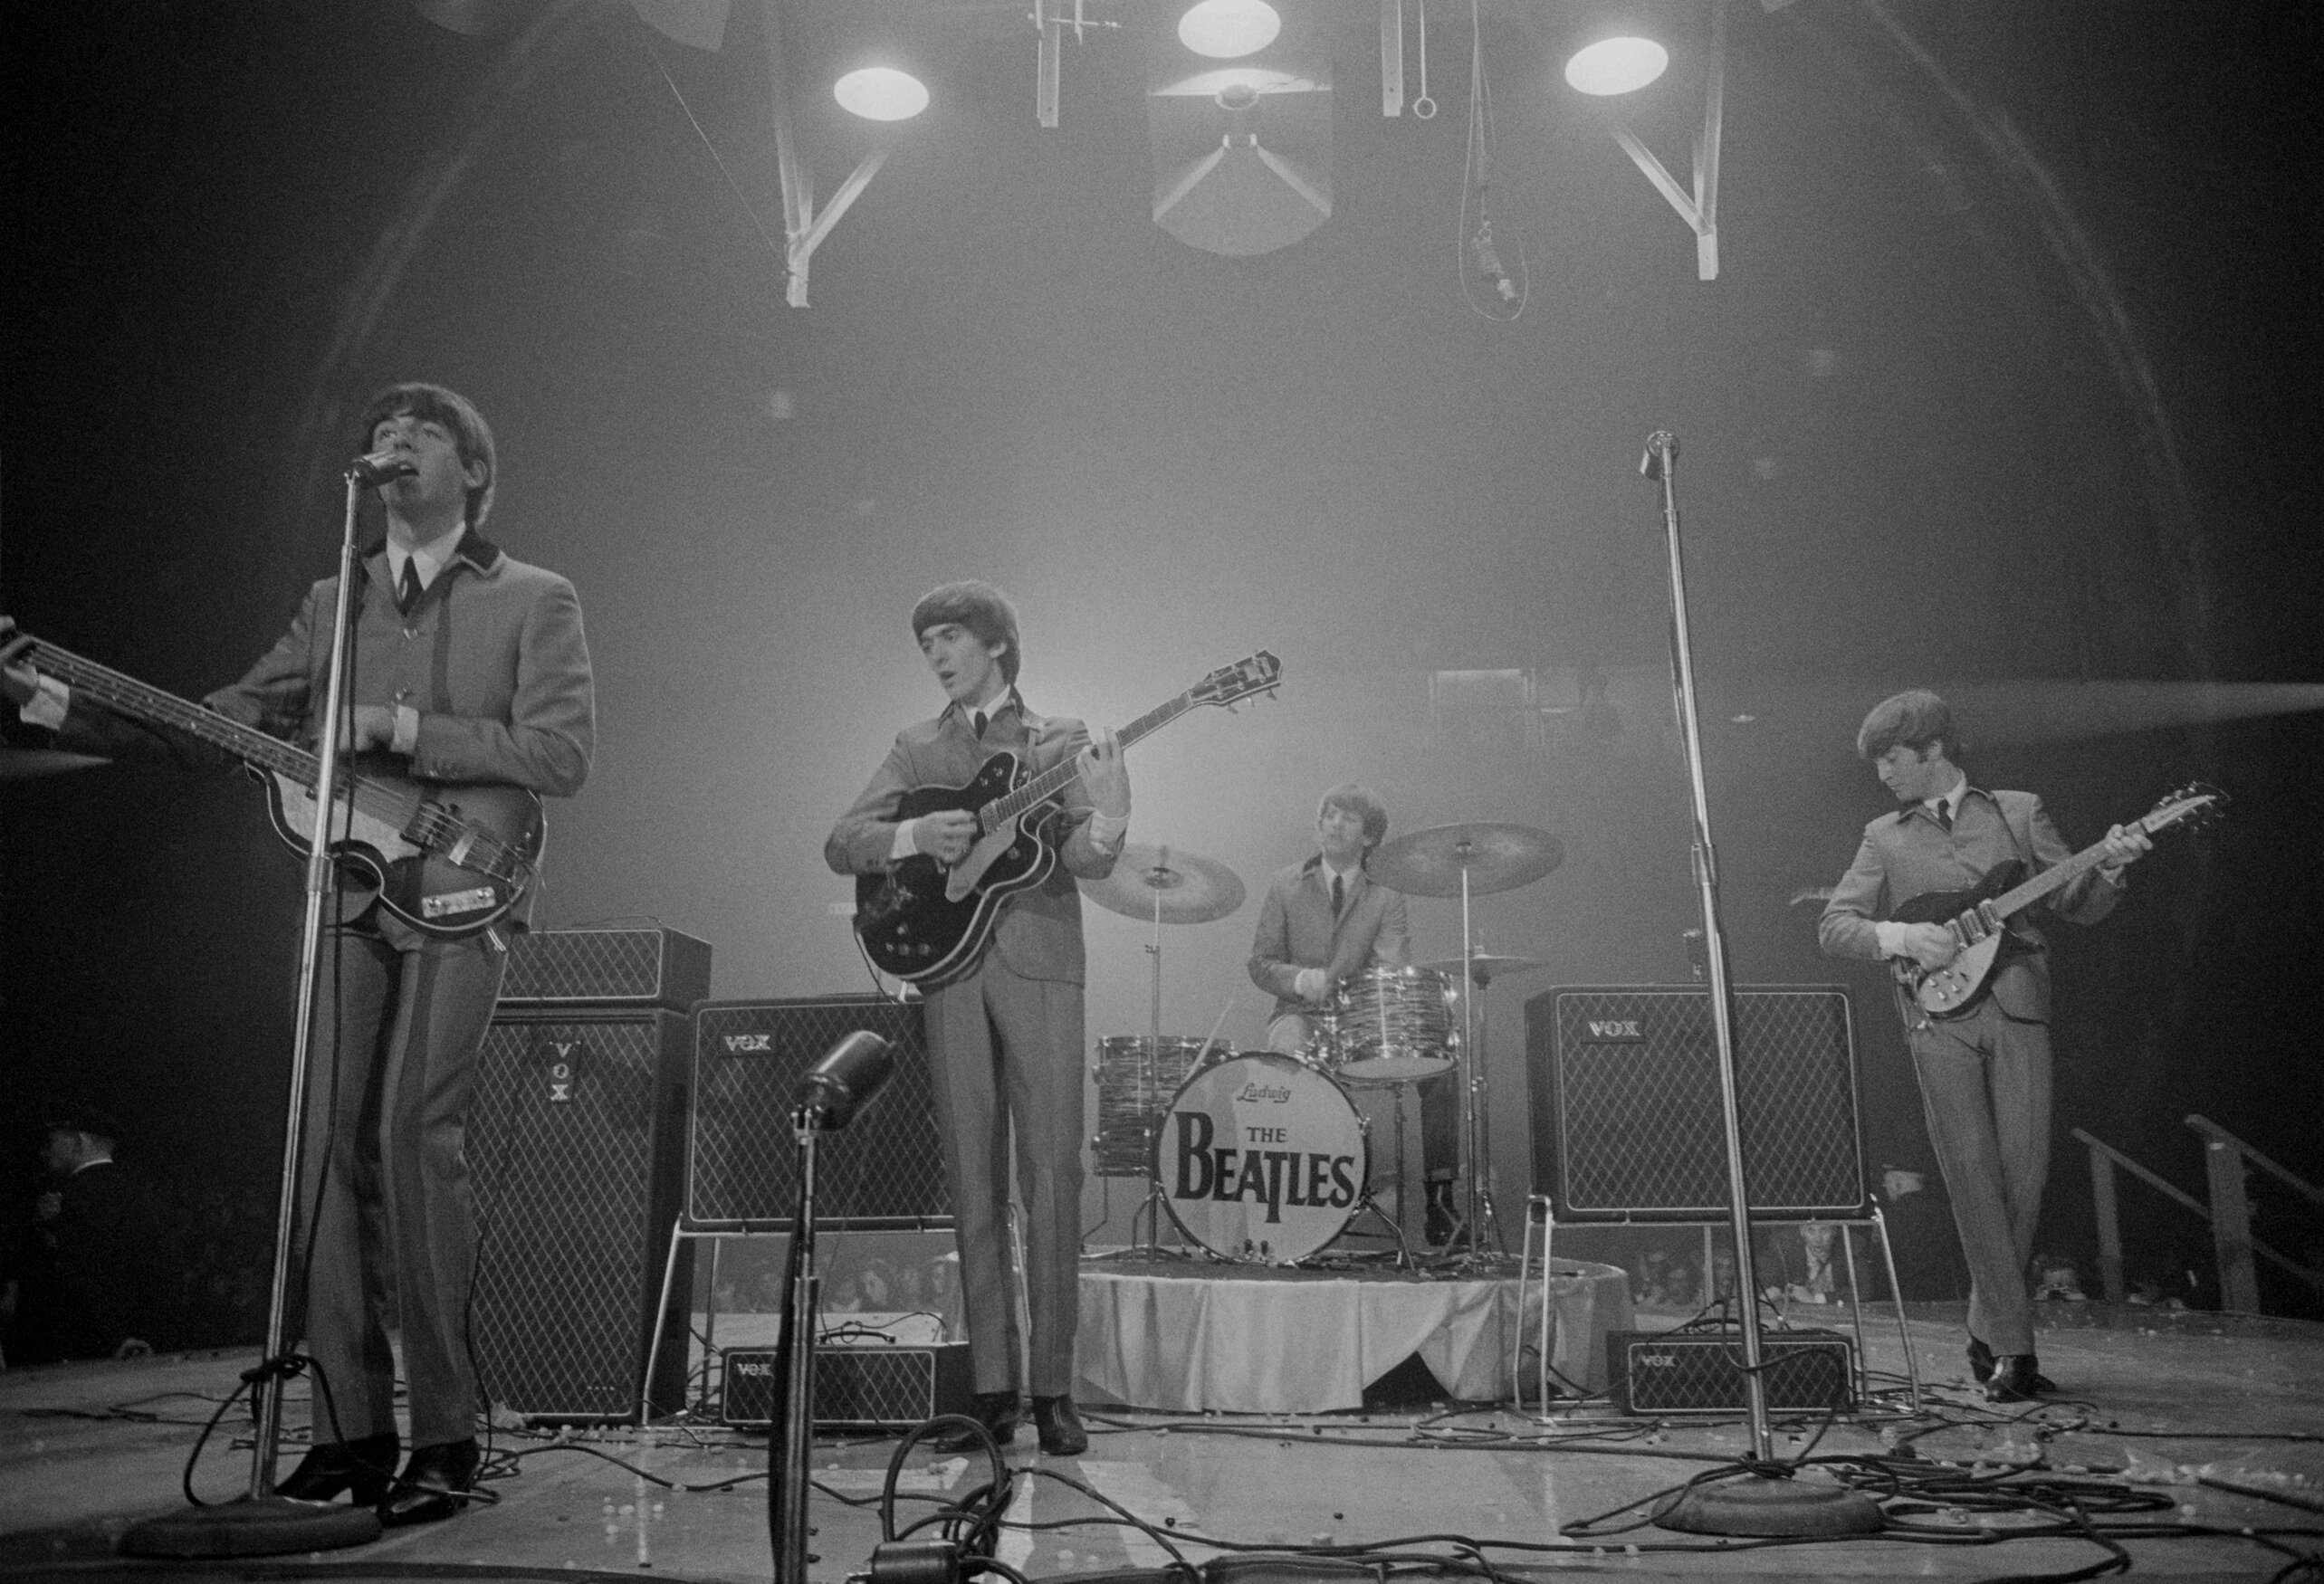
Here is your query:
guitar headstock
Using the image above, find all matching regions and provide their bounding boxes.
[1191,651,1283,711]
[2143,782,2229,835]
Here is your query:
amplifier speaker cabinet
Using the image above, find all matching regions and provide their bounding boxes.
[721,1341,974,1428]
[468,1009,694,1423]
[688,996,950,1229]
[1606,1328,1856,1416]
[497,927,713,1012]
[1525,985,1867,1221]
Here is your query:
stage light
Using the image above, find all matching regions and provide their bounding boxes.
[1564,35,1668,96]
[833,66,929,122]
[1178,0,1280,60]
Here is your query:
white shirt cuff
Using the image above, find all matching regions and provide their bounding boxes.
[392,704,421,756]
[1086,810,1128,850]
[889,818,921,863]
[22,673,70,730]
[1874,919,1909,958]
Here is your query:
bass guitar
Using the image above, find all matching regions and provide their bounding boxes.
[1891,783,2224,1016]
[855,650,1282,984]
[15,635,543,939]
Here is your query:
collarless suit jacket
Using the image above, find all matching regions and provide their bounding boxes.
[1248,857,1410,1024]
[826,698,1118,985]
[1818,787,2119,1023]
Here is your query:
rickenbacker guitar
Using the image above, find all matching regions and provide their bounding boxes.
[1891,783,2224,1016]
[17,635,543,940]
[855,651,1283,984]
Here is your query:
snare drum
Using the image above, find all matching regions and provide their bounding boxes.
[1334,966,1458,1083]
[1091,1035,1213,1178]
[1154,1052,1367,1264]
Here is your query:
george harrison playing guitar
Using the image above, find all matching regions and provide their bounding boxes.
[854,651,1280,984]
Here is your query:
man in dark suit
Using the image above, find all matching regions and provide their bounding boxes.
[3,384,595,1521]
[1819,691,2146,1400]
[827,581,1128,1456]
[1247,785,1457,1243]
[4,1103,158,1364]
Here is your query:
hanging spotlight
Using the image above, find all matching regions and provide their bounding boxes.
[1564,35,1668,96]
[833,65,929,122]
[1178,0,1281,60]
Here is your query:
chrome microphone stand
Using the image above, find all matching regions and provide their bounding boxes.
[122,464,387,1557]
[1640,430,1879,1536]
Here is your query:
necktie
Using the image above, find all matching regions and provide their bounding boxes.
[1933,802,1953,833]
[972,711,987,740]
[397,558,423,616]
[1332,874,1345,914]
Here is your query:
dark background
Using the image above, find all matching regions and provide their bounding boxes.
[5,0,2319,1341]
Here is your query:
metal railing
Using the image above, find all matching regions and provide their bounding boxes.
[2073,1114,2323,1312]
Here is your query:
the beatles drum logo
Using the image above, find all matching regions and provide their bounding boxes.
[1154,1054,1367,1261]
[1169,1108,1357,1222]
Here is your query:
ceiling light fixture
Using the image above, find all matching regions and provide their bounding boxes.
[833,66,929,121]
[1563,35,1668,96]
[1178,0,1280,61]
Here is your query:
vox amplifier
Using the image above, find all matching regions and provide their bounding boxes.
[498,927,713,1011]
[1606,1328,1855,1416]
[721,1341,974,1429]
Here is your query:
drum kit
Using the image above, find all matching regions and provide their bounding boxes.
[1081,821,1563,1268]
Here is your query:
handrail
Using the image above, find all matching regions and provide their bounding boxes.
[2071,1129,2208,1217]
[2186,1114,2324,1207]
[2074,1126,2323,1313]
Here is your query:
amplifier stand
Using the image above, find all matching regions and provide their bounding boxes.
[1515,1195,1924,1416]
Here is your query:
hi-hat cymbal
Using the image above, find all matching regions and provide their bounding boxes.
[1418,953,1549,984]
[1371,823,1564,898]
[1080,842,1246,925]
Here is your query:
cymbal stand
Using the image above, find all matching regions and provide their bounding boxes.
[1125,877,1173,1257]
[1444,859,1507,1259]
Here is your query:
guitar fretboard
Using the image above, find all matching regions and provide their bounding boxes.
[23,637,520,872]
[1984,801,2205,921]
[978,690,1200,825]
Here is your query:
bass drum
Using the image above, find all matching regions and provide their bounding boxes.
[1153,1052,1367,1264]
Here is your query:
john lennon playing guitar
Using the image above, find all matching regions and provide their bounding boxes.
[856,651,1281,984]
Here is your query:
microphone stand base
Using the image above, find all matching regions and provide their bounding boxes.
[119,1495,383,1558]
[1652,1473,1883,1538]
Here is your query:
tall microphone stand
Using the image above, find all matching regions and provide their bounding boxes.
[1639,433,1880,1539]
[123,469,386,1556]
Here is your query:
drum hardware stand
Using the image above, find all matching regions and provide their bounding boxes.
[1635,429,1879,1538]
[1443,873,1506,1263]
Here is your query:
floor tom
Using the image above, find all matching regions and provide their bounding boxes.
[1092,1035,1213,1178]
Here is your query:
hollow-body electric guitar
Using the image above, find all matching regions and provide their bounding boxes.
[854,651,1282,984]
[1890,783,2224,1016]
[16,635,542,939]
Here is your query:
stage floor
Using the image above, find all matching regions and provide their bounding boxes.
[5,1300,2320,1584]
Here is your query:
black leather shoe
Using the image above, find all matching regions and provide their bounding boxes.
[932,1392,1019,1453]
[1031,1395,1087,1456]
[1965,1335,1996,1384]
[1984,1356,2048,1403]
[276,1432,400,1505]
[378,1437,482,1528]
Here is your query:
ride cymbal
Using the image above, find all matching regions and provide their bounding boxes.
[1079,842,1246,924]
[1371,823,1563,898]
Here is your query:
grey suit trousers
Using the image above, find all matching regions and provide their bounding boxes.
[923,953,1086,1398]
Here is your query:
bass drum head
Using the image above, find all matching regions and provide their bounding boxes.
[1153,1052,1366,1264]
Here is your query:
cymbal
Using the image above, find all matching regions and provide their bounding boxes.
[1417,953,1548,984]
[1080,842,1246,925]
[1371,823,1564,898]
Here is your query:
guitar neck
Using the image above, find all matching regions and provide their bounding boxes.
[980,691,1194,825]
[1986,811,2167,921]
[27,639,320,785]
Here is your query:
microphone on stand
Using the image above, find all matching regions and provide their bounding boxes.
[1640,431,1677,482]
[348,450,417,484]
